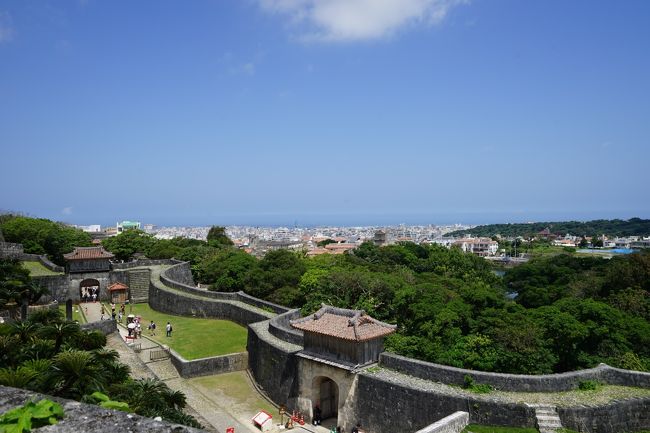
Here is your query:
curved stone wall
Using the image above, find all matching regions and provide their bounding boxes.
[379,353,650,392]
[355,371,536,432]
[37,255,64,273]
[268,309,304,345]
[159,261,291,313]
[111,259,181,270]
[247,320,301,406]
[149,281,273,326]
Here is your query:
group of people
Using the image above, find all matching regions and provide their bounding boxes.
[80,286,99,303]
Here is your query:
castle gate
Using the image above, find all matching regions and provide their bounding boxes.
[79,278,100,301]
[313,376,339,420]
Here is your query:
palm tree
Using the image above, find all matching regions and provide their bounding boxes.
[37,322,81,352]
[161,388,187,409]
[0,366,38,389]
[9,321,40,344]
[46,350,107,399]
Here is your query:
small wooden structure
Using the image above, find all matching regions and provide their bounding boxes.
[64,246,114,273]
[291,304,396,367]
[108,282,129,303]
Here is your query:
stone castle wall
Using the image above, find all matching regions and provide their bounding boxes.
[169,350,248,378]
[380,353,650,392]
[268,308,304,345]
[355,371,536,432]
[247,320,301,407]
[558,398,650,433]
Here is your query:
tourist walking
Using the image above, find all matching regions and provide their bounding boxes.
[149,320,156,336]
[166,322,172,337]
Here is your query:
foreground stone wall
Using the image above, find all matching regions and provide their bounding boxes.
[0,385,206,433]
[355,371,536,433]
[380,353,650,392]
[170,350,248,378]
[558,398,650,433]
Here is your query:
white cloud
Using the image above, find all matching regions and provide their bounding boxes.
[62,207,73,216]
[0,12,14,43]
[259,0,468,42]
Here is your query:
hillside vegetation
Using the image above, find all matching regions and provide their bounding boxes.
[447,217,650,238]
[197,243,650,375]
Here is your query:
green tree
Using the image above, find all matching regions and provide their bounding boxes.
[0,216,92,265]
[102,230,156,261]
[206,226,233,247]
[200,248,258,291]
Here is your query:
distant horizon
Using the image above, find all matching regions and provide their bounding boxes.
[3,209,648,229]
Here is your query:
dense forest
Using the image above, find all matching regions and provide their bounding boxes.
[3,215,649,375]
[194,243,650,375]
[447,217,650,238]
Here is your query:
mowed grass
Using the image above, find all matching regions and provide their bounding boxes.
[463,425,538,433]
[190,372,277,417]
[22,261,63,276]
[126,303,247,359]
[57,304,86,323]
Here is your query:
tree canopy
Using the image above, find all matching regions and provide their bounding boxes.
[0,216,92,265]
[448,218,650,238]
[197,242,650,374]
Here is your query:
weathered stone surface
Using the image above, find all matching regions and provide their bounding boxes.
[170,350,248,378]
[415,411,469,433]
[0,385,207,433]
[558,398,650,433]
[380,353,650,392]
[268,309,304,346]
[81,318,117,335]
[355,369,536,433]
[149,281,273,327]
[247,320,301,407]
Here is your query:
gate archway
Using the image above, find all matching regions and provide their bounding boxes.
[79,279,100,302]
[312,376,339,421]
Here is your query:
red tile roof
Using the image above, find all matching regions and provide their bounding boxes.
[108,282,129,291]
[63,247,114,261]
[291,305,396,342]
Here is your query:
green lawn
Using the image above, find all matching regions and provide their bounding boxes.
[190,372,277,417]
[22,261,63,276]
[463,425,538,433]
[58,304,87,323]
[125,303,248,359]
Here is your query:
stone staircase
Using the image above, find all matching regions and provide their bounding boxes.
[534,405,563,433]
[127,269,151,303]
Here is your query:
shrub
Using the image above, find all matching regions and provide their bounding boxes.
[578,380,602,391]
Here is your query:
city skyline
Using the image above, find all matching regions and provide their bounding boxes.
[1,1,649,224]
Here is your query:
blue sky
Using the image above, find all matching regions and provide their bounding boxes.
[1,0,649,227]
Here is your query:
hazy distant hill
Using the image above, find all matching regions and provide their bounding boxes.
[447,218,650,238]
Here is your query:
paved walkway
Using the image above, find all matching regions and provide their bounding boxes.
[80,301,103,322]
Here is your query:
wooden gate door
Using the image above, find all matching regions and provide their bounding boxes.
[320,379,337,419]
